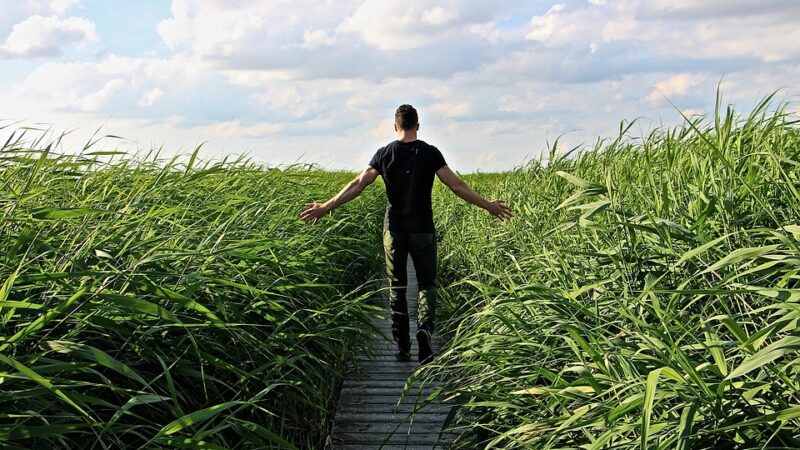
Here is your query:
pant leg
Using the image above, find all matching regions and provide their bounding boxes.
[408,232,437,335]
[383,229,410,350]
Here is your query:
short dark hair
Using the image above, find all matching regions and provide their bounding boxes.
[395,104,418,130]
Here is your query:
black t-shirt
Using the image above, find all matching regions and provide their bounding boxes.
[368,140,447,232]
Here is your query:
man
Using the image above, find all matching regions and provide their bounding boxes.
[300,104,512,365]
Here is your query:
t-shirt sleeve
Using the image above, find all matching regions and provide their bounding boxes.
[368,147,383,173]
[431,146,447,171]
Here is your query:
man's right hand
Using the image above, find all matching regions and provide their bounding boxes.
[486,199,513,221]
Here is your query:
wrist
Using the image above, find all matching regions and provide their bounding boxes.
[322,202,334,213]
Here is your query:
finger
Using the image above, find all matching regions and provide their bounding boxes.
[304,202,316,207]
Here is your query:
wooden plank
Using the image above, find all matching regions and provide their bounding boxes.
[331,260,455,449]
[337,424,455,439]
[340,391,452,407]
[345,363,427,371]
[345,372,420,378]
[341,381,444,390]
[333,431,459,446]
[336,403,453,414]
[336,411,450,423]
[354,355,421,362]
[341,386,438,394]
[337,445,452,450]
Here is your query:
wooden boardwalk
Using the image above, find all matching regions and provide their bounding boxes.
[329,259,458,450]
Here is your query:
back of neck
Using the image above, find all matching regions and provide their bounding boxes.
[397,132,417,143]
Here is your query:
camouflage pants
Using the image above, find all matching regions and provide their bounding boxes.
[382,229,437,351]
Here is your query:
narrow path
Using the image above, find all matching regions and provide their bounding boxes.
[330,259,458,450]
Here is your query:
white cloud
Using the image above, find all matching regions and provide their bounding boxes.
[524,0,800,63]
[338,0,442,50]
[638,0,800,20]
[158,0,359,55]
[1,14,97,57]
[421,6,457,25]
[79,78,126,111]
[526,4,574,44]
[647,73,704,104]
[14,54,201,112]
[302,29,334,48]
[430,101,472,118]
[681,108,704,117]
[158,1,267,54]
[28,0,80,14]
[0,0,80,16]
[138,88,164,107]
[338,0,504,50]
[2,0,800,173]
[200,119,282,139]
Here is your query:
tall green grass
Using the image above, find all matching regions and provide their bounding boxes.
[0,128,384,449]
[423,93,800,448]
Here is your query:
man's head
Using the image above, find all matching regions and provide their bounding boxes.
[394,104,419,131]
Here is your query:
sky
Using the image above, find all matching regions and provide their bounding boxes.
[1,0,799,172]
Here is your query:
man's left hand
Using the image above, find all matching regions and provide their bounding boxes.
[300,202,330,224]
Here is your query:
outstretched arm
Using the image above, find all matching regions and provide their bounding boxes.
[436,165,513,220]
[300,166,380,224]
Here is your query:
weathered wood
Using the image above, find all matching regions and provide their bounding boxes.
[335,432,458,446]
[337,443,454,450]
[337,404,452,415]
[330,259,457,449]
[336,412,450,424]
[337,398,450,410]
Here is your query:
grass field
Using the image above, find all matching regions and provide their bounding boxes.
[2,92,800,449]
[422,94,800,448]
[0,131,385,449]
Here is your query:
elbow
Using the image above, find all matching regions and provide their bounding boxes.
[450,181,467,195]
[352,180,367,195]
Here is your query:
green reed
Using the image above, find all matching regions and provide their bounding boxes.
[0,128,384,449]
[420,92,800,449]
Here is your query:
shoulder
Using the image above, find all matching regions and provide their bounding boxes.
[418,140,444,158]
[418,140,441,152]
[379,140,402,154]
[417,140,446,170]
[373,141,397,156]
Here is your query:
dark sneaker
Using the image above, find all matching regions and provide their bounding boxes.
[395,341,412,361]
[416,328,433,365]
[395,348,411,361]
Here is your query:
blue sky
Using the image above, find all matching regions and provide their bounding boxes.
[1,0,799,171]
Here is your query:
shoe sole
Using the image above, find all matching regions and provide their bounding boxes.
[416,329,433,364]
